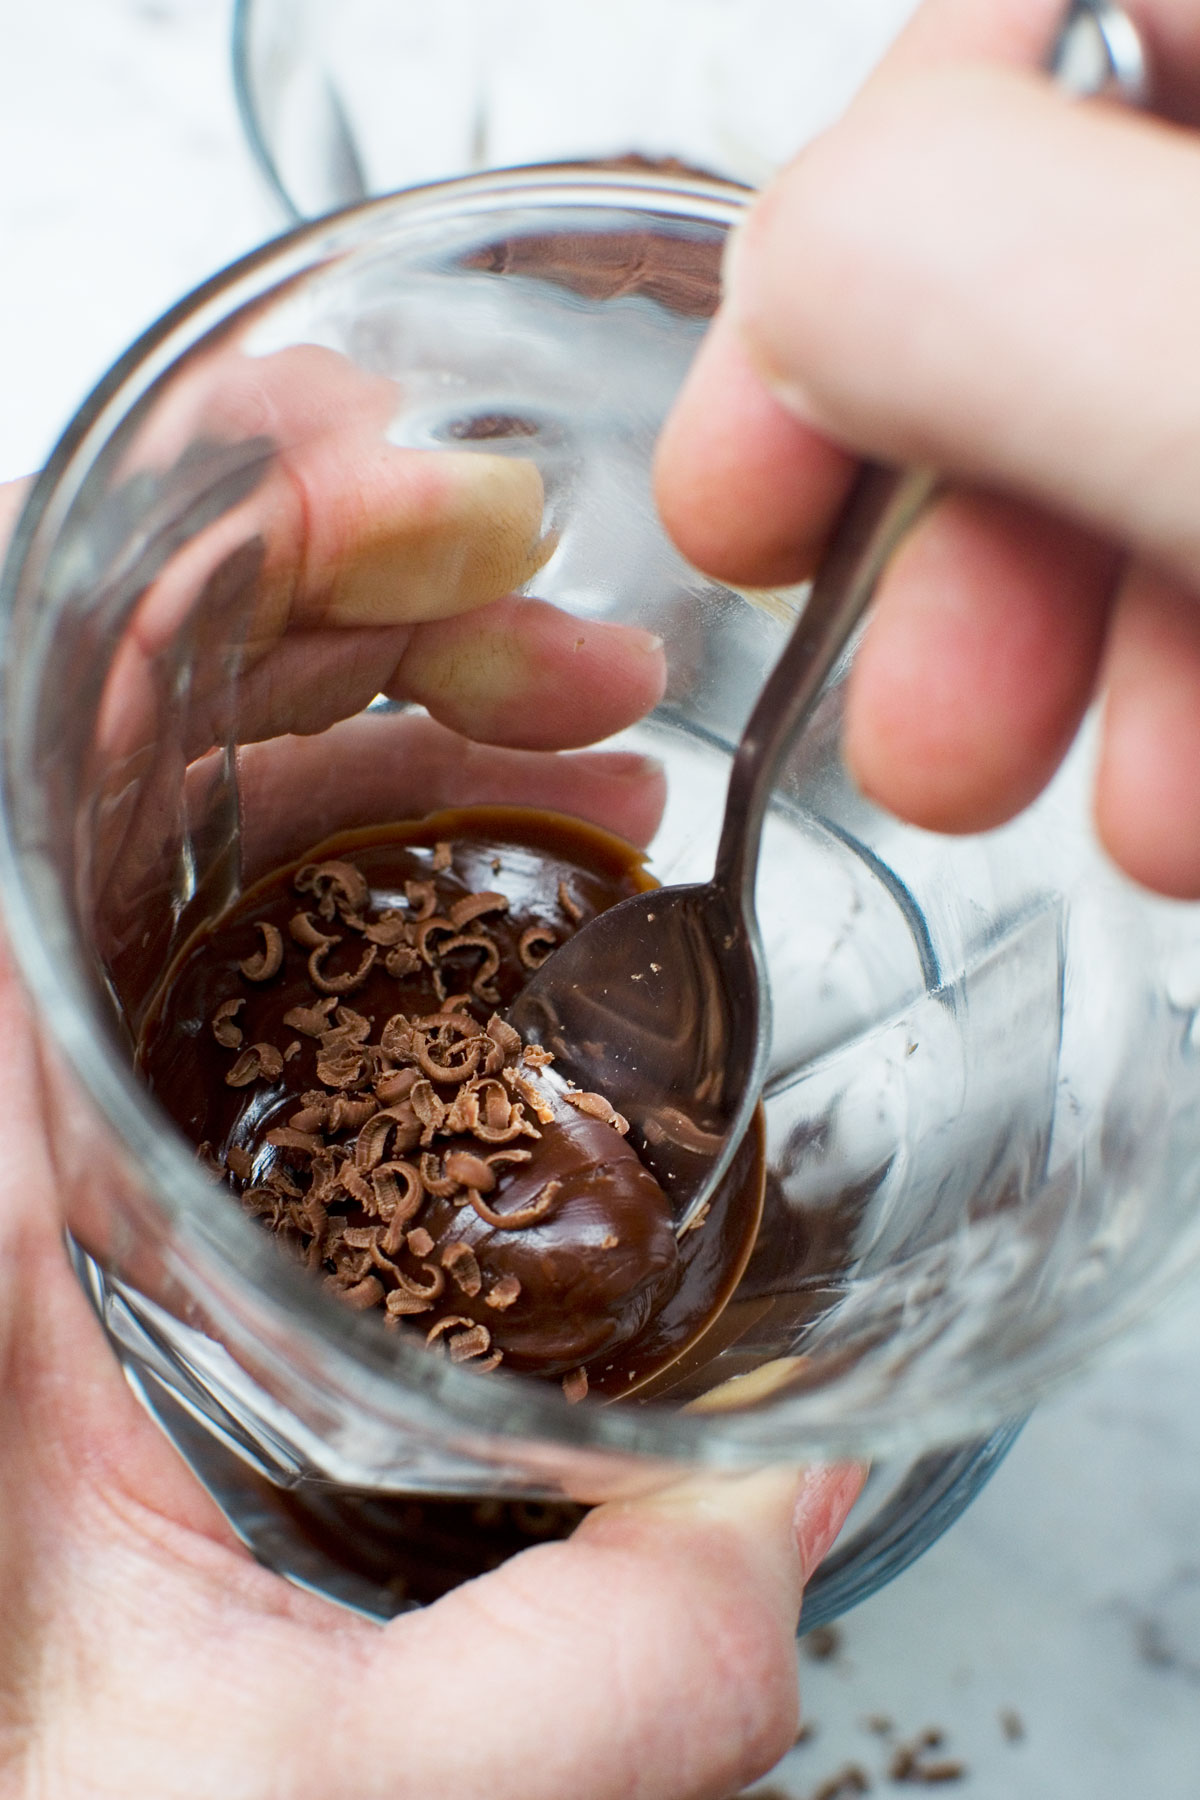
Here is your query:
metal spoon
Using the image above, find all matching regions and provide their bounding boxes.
[509,0,1147,1235]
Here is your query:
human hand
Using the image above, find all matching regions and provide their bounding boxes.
[63,342,668,1003]
[0,466,862,1798]
[0,963,857,1798]
[656,0,1200,898]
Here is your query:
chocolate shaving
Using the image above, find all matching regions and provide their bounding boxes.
[448,1322,492,1363]
[468,1178,561,1231]
[561,1367,588,1404]
[316,1039,366,1089]
[486,1014,522,1059]
[415,1007,475,1030]
[425,1312,474,1346]
[404,878,437,920]
[372,1161,425,1237]
[326,1093,379,1133]
[482,1072,518,1130]
[385,944,422,978]
[389,1263,447,1313]
[442,1084,480,1136]
[441,1240,483,1297]
[239,921,284,982]
[331,1006,372,1041]
[522,1044,555,1068]
[282,995,338,1036]
[355,1105,421,1169]
[211,998,245,1049]
[431,841,453,871]
[266,1163,304,1198]
[485,1148,534,1172]
[336,1162,375,1209]
[289,910,339,949]
[414,1023,483,1084]
[225,1145,254,1181]
[472,1078,537,1144]
[308,940,378,996]
[385,1283,435,1318]
[448,891,509,930]
[341,1274,385,1311]
[564,1090,628,1133]
[803,1626,841,1662]
[306,1152,339,1206]
[375,1066,419,1105]
[437,932,501,1002]
[485,1273,522,1311]
[502,1068,555,1126]
[414,916,457,965]
[289,1100,328,1132]
[518,925,556,969]
[379,1014,417,1064]
[443,1149,497,1193]
[888,1732,966,1785]
[363,913,412,947]
[242,1185,282,1219]
[406,1227,434,1258]
[341,1225,379,1250]
[810,1769,870,1800]
[225,1043,284,1087]
[295,859,370,919]
[410,1080,447,1141]
[557,879,584,924]
[419,1152,459,1198]
[265,1125,322,1155]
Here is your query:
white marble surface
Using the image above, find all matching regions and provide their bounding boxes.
[4,4,1200,1797]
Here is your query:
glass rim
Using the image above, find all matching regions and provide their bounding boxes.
[231,0,303,225]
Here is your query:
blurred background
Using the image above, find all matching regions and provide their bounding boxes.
[2,4,1199,1795]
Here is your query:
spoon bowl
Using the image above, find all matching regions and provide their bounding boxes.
[508,875,765,1219]
[510,464,936,1231]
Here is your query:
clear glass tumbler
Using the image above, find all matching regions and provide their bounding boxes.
[3,169,1199,1621]
[232,0,920,219]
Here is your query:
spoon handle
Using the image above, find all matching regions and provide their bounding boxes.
[712,0,1149,915]
[713,462,936,908]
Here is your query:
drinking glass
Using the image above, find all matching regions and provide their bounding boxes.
[3,168,1198,1618]
[232,0,920,219]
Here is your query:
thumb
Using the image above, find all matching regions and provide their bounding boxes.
[342,1463,863,1800]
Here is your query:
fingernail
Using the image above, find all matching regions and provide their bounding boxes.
[608,750,665,780]
[718,209,825,432]
[625,1465,803,1536]
[793,1464,868,1584]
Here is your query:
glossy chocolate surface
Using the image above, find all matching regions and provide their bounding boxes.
[139,808,764,1395]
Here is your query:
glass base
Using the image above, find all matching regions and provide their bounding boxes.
[102,1289,1023,1630]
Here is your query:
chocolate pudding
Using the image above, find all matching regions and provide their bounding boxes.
[138,807,765,1401]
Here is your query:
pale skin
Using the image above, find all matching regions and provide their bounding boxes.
[0,385,858,1797]
[5,0,1198,1788]
[657,0,1200,900]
